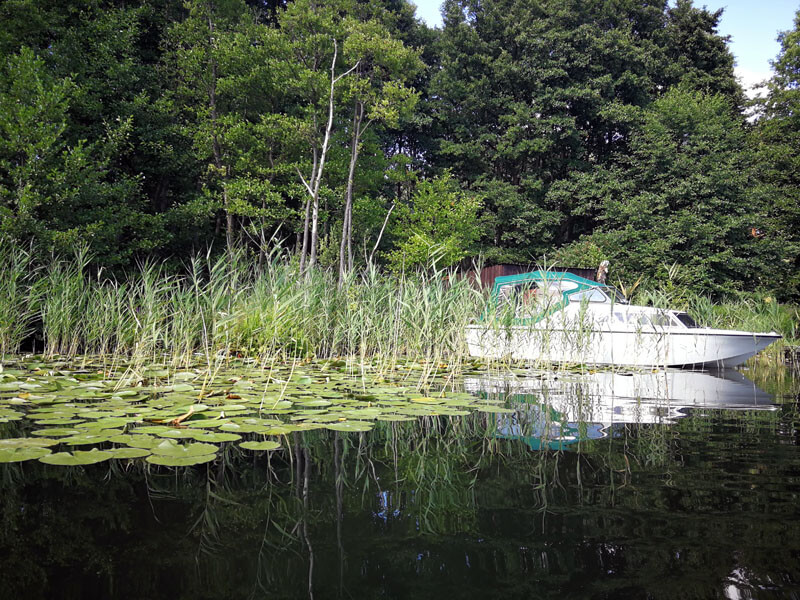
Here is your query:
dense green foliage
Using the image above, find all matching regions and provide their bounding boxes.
[0,0,798,298]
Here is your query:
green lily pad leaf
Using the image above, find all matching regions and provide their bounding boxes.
[157,429,198,439]
[143,368,170,377]
[392,406,438,416]
[293,414,340,423]
[262,426,292,435]
[150,440,218,458]
[34,418,83,425]
[61,433,115,446]
[6,398,30,405]
[410,397,445,404]
[30,428,81,437]
[376,415,416,422]
[295,399,331,407]
[233,417,283,426]
[0,437,60,449]
[191,432,241,442]
[440,399,478,407]
[323,421,374,432]
[108,434,158,449]
[170,383,195,393]
[185,420,226,429]
[75,410,122,419]
[107,447,151,459]
[146,453,216,467]
[133,425,172,434]
[257,401,293,412]
[92,417,136,428]
[239,440,281,451]
[39,449,113,466]
[432,409,471,416]
[0,447,52,463]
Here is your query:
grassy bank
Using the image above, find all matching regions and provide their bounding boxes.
[1,245,797,369]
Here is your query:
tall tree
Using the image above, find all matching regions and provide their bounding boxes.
[752,9,800,299]
[0,46,159,263]
[278,0,363,271]
[428,0,742,264]
[336,15,421,282]
[585,87,759,294]
[168,0,292,257]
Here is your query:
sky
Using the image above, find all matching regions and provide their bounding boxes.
[411,0,800,94]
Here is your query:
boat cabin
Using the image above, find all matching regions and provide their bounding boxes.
[489,270,699,329]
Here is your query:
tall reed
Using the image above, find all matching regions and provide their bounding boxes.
[0,243,39,357]
[3,247,797,369]
[3,248,485,370]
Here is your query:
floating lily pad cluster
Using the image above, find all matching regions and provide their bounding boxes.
[0,359,509,466]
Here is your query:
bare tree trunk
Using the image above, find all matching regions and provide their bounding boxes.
[300,196,311,272]
[296,40,359,272]
[339,100,364,285]
[368,203,395,265]
[300,143,317,272]
[206,5,232,258]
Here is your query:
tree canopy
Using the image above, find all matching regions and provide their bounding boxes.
[0,0,797,298]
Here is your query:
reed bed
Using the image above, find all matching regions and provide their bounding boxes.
[0,247,485,370]
[1,245,798,369]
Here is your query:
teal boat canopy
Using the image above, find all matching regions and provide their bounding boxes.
[485,270,610,325]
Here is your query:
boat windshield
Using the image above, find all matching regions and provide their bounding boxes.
[604,286,629,304]
[674,312,699,328]
[569,287,608,303]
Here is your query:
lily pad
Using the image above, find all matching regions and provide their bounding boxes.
[157,429,199,439]
[150,440,218,458]
[170,383,195,392]
[239,440,281,451]
[376,414,416,422]
[323,421,374,432]
[61,433,116,446]
[108,434,158,448]
[0,447,52,463]
[39,449,113,466]
[410,397,446,404]
[107,447,151,459]
[30,428,81,437]
[190,432,241,442]
[0,437,60,449]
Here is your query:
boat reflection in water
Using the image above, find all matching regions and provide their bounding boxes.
[465,369,775,450]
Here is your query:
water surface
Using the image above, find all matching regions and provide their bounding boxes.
[1,363,799,599]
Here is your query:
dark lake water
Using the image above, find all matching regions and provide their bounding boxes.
[2,367,799,599]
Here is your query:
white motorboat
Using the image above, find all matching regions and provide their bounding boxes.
[465,271,781,368]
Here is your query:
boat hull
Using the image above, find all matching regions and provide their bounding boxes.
[464,325,781,368]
